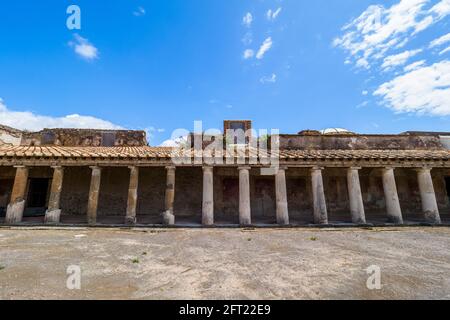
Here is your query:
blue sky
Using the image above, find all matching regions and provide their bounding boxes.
[0,0,449,145]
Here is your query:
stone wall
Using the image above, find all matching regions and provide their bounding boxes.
[21,128,147,146]
[279,134,444,150]
[0,125,22,146]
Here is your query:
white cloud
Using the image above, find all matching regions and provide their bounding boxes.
[260,73,277,84]
[440,46,450,54]
[362,90,369,95]
[160,135,189,147]
[256,37,273,60]
[374,60,450,116]
[334,0,450,69]
[0,98,122,131]
[133,6,146,17]
[431,0,450,17]
[243,49,254,59]
[267,7,282,21]
[242,12,253,27]
[430,32,450,48]
[404,59,426,72]
[381,49,422,71]
[69,34,99,60]
[242,32,253,45]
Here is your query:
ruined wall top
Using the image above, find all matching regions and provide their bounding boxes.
[0,127,148,147]
[22,128,148,147]
[0,125,23,146]
[279,133,445,150]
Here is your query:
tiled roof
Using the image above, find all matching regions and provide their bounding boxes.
[0,146,449,161]
[0,146,173,159]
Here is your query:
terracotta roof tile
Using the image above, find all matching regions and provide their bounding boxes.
[0,146,449,161]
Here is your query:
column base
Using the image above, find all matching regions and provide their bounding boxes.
[314,214,328,225]
[387,215,403,225]
[162,210,175,225]
[239,217,251,226]
[351,214,366,225]
[5,200,25,224]
[124,216,137,225]
[424,211,441,224]
[202,214,214,226]
[44,209,61,224]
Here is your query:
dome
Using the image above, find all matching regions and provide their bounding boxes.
[320,128,355,135]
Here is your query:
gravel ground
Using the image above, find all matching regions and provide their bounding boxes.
[0,226,449,300]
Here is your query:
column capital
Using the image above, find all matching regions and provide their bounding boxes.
[311,166,324,171]
[238,166,252,171]
[13,165,27,169]
[277,166,289,171]
[382,166,396,171]
[348,166,362,171]
[89,165,102,170]
[51,165,64,170]
[202,166,214,172]
[165,165,176,171]
[415,167,433,173]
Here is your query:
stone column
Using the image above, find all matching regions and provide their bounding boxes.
[45,166,64,224]
[311,167,328,224]
[275,167,289,225]
[5,166,29,224]
[125,166,139,225]
[381,167,403,224]
[202,166,214,225]
[87,166,102,225]
[239,167,251,225]
[416,168,441,224]
[347,167,366,224]
[163,166,176,225]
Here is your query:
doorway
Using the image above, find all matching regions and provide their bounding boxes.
[445,177,450,203]
[25,178,50,216]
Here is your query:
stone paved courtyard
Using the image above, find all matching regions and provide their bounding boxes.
[0,226,449,299]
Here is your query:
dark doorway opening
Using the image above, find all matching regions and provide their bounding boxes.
[25,178,50,216]
[0,179,14,217]
[217,177,239,224]
[445,177,450,203]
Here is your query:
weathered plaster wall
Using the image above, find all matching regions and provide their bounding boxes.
[287,170,314,223]
[60,167,91,216]
[214,168,239,223]
[21,128,148,147]
[174,167,203,218]
[279,134,444,150]
[97,168,129,216]
[136,167,166,216]
[0,125,22,146]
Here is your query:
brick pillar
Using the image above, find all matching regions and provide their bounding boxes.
[311,167,328,224]
[163,166,176,225]
[125,166,139,225]
[347,167,366,224]
[381,167,403,224]
[5,166,29,224]
[45,166,64,224]
[87,166,102,225]
[416,168,441,224]
[275,167,289,225]
[202,166,214,225]
[239,167,251,225]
